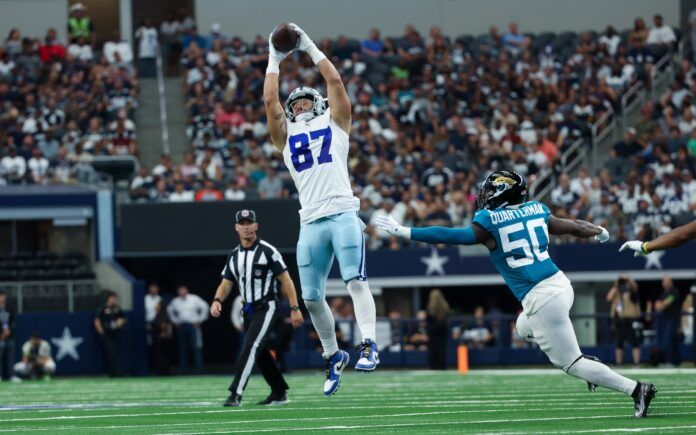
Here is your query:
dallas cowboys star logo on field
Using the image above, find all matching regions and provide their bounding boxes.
[421,248,449,275]
[643,250,665,270]
[50,327,84,361]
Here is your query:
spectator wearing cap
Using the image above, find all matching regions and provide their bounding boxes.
[613,128,642,158]
[167,285,209,374]
[646,14,676,48]
[68,3,95,45]
[209,23,227,45]
[135,18,158,78]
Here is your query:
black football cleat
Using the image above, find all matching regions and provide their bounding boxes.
[223,393,242,407]
[256,392,289,406]
[632,383,656,418]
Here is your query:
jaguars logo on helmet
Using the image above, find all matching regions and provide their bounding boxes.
[284,87,327,122]
[476,170,528,210]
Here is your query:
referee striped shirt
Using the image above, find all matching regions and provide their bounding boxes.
[221,239,287,304]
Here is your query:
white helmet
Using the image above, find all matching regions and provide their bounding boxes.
[284,87,327,122]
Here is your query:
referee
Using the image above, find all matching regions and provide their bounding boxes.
[210,209,304,407]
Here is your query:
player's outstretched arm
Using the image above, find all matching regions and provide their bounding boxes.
[291,23,351,133]
[374,215,488,245]
[263,33,290,151]
[620,220,696,256]
[548,215,609,241]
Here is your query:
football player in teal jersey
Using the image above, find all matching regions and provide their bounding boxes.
[375,170,656,418]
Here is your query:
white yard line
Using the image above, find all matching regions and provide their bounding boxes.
[3,409,696,433]
[4,403,696,423]
[153,411,696,435]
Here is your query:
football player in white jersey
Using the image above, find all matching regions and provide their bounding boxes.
[263,23,379,397]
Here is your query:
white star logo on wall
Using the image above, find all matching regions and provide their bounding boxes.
[643,250,665,270]
[421,248,449,275]
[50,327,84,361]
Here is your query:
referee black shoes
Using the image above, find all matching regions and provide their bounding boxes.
[257,392,289,406]
[223,393,242,407]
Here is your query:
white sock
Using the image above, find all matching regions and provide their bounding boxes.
[346,279,376,342]
[304,299,339,359]
[566,357,638,395]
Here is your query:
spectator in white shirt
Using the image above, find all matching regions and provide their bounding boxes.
[167,286,209,374]
[224,180,246,200]
[646,14,676,47]
[135,18,158,78]
[27,148,49,184]
[67,36,93,61]
[599,26,621,57]
[145,283,162,323]
[1,147,26,182]
[169,181,195,202]
[103,32,133,64]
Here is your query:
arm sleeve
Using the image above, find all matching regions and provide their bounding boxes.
[410,226,478,245]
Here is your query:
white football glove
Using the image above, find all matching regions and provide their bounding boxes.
[594,226,610,243]
[288,23,314,52]
[266,32,290,74]
[288,23,326,64]
[374,215,411,239]
[619,240,648,257]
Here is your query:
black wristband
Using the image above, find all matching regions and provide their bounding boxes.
[213,298,223,305]
[291,305,300,312]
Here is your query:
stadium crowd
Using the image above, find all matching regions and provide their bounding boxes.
[0,13,692,249]
[0,17,139,186]
[140,14,689,248]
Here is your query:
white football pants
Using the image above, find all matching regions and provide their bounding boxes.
[517,286,637,395]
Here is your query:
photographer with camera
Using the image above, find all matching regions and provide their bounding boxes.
[606,274,642,367]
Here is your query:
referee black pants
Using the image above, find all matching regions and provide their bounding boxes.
[229,300,289,397]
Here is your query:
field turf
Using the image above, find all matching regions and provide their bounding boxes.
[1,368,695,433]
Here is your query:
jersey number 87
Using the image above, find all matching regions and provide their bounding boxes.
[288,127,333,172]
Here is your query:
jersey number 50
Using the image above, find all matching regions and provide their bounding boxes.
[288,127,333,172]
[499,218,550,269]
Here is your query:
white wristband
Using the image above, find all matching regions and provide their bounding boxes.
[266,61,279,75]
[401,227,412,240]
[306,44,327,65]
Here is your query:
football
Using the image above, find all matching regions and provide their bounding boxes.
[271,23,300,53]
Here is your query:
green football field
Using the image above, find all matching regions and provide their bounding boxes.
[1,368,695,433]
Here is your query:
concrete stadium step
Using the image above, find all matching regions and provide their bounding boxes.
[163,77,189,162]
[135,78,165,169]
